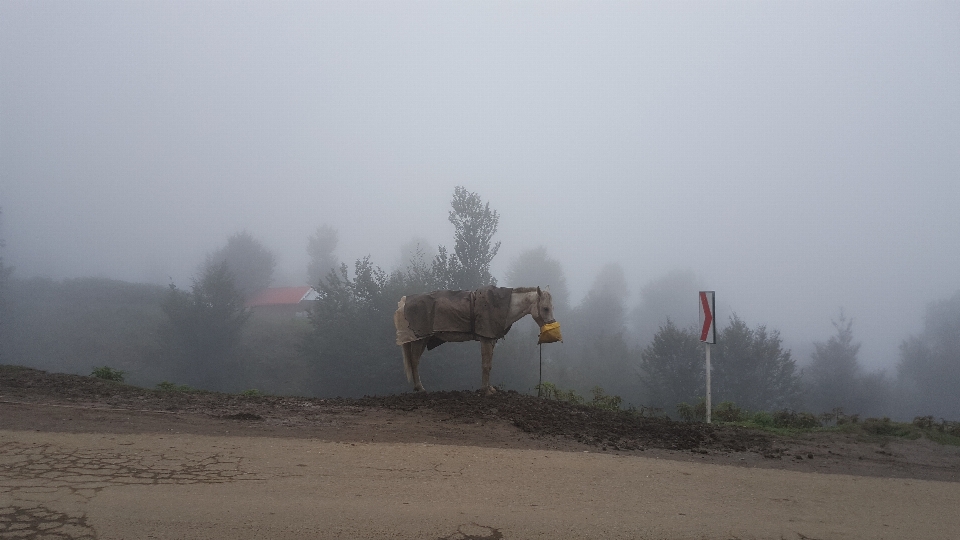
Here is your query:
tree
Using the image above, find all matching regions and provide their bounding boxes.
[559,264,636,400]
[898,291,960,419]
[638,320,704,411]
[159,262,250,390]
[503,246,569,312]
[307,224,339,287]
[205,231,276,299]
[631,269,701,348]
[712,314,801,412]
[576,263,628,334]
[303,257,407,397]
[804,312,862,413]
[395,241,437,295]
[303,189,505,396]
[433,186,501,290]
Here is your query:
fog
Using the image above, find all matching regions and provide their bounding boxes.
[2,1,958,373]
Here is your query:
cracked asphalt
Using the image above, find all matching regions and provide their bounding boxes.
[4,429,960,539]
[3,366,960,538]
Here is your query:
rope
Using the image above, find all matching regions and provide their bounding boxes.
[538,343,543,398]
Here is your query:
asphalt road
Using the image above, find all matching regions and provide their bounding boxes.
[3,429,960,540]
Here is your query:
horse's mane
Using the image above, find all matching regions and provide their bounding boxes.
[511,286,539,293]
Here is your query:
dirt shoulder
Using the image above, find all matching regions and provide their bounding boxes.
[2,365,959,483]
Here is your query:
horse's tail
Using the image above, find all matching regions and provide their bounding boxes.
[394,296,414,383]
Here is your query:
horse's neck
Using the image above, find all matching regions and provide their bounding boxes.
[506,291,538,327]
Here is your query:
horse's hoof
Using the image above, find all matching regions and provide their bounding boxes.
[414,386,425,392]
[482,386,497,396]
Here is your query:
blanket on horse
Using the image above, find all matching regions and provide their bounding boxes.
[396,286,514,349]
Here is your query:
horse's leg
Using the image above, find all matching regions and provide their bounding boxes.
[408,339,427,392]
[480,338,496,395]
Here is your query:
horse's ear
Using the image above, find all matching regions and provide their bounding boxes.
[537,286,542,297]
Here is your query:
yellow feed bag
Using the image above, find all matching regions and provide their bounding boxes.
[538,321,563,344]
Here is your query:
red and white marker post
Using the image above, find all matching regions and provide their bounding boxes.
[699,291,716,423]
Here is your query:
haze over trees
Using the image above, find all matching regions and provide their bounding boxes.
[1,188,958,422]
[302,186,509,397]
[712,315,801,412]
[638,320,704,410]
[631,270,700,348]
[804,312,862,412]
[503,246,569,312]
[159,262,249,390]
[431,186,501,291]
[898,291,960,420]
[560,263,635,401]
[306,224,339,287]
[2,277,167,380]
[2,2,958,427]
[204,231,276,300]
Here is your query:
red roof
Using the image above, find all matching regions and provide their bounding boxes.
[246,287,318,307]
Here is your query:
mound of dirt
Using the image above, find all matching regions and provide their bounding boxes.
[0,365,767,454]
[3,365,960,482]
[356,390,772,454]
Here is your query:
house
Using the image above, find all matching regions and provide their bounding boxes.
[245,286,319,318]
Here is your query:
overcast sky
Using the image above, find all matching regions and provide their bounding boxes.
[2,1,958,370]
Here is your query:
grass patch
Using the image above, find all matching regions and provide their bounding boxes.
[90,366,125,382]
[535,383,630,413]
[912,416,960,446]
[924,430,960,446]
[156,381,192,392]
[861,417,919,439]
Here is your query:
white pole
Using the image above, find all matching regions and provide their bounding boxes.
[705,343,712,424]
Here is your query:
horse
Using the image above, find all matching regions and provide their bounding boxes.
[394,286,558,395]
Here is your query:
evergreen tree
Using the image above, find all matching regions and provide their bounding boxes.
[307,224,339,287]
[630,270,701,349]
[159,262,249,390]
[205,230,276,299]
[569,264,635,400]
[303,257,408,397]
[638,320,704,410]
[804,312,862,413]
[898,291,960,419]
[433,186,500,290]
[504,246,569,312]
[713,314,801,411]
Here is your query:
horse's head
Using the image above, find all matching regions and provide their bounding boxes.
[533,286,562,344]
[532,286,557,327]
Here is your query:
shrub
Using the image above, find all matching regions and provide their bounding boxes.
[91,366,125,382]
[537,382,561,400]
[713,401,746,423]
[536,382,585,405]
[771,409,820,429]
[240,389,264,397]
[589,386,623,411]
[908,416,960,445]
[751,411,774,428]
[676,398,707,422]
[862,417,914,438]
[156,381,192,392]
[628,405,667,418]
[943,421,960,438]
